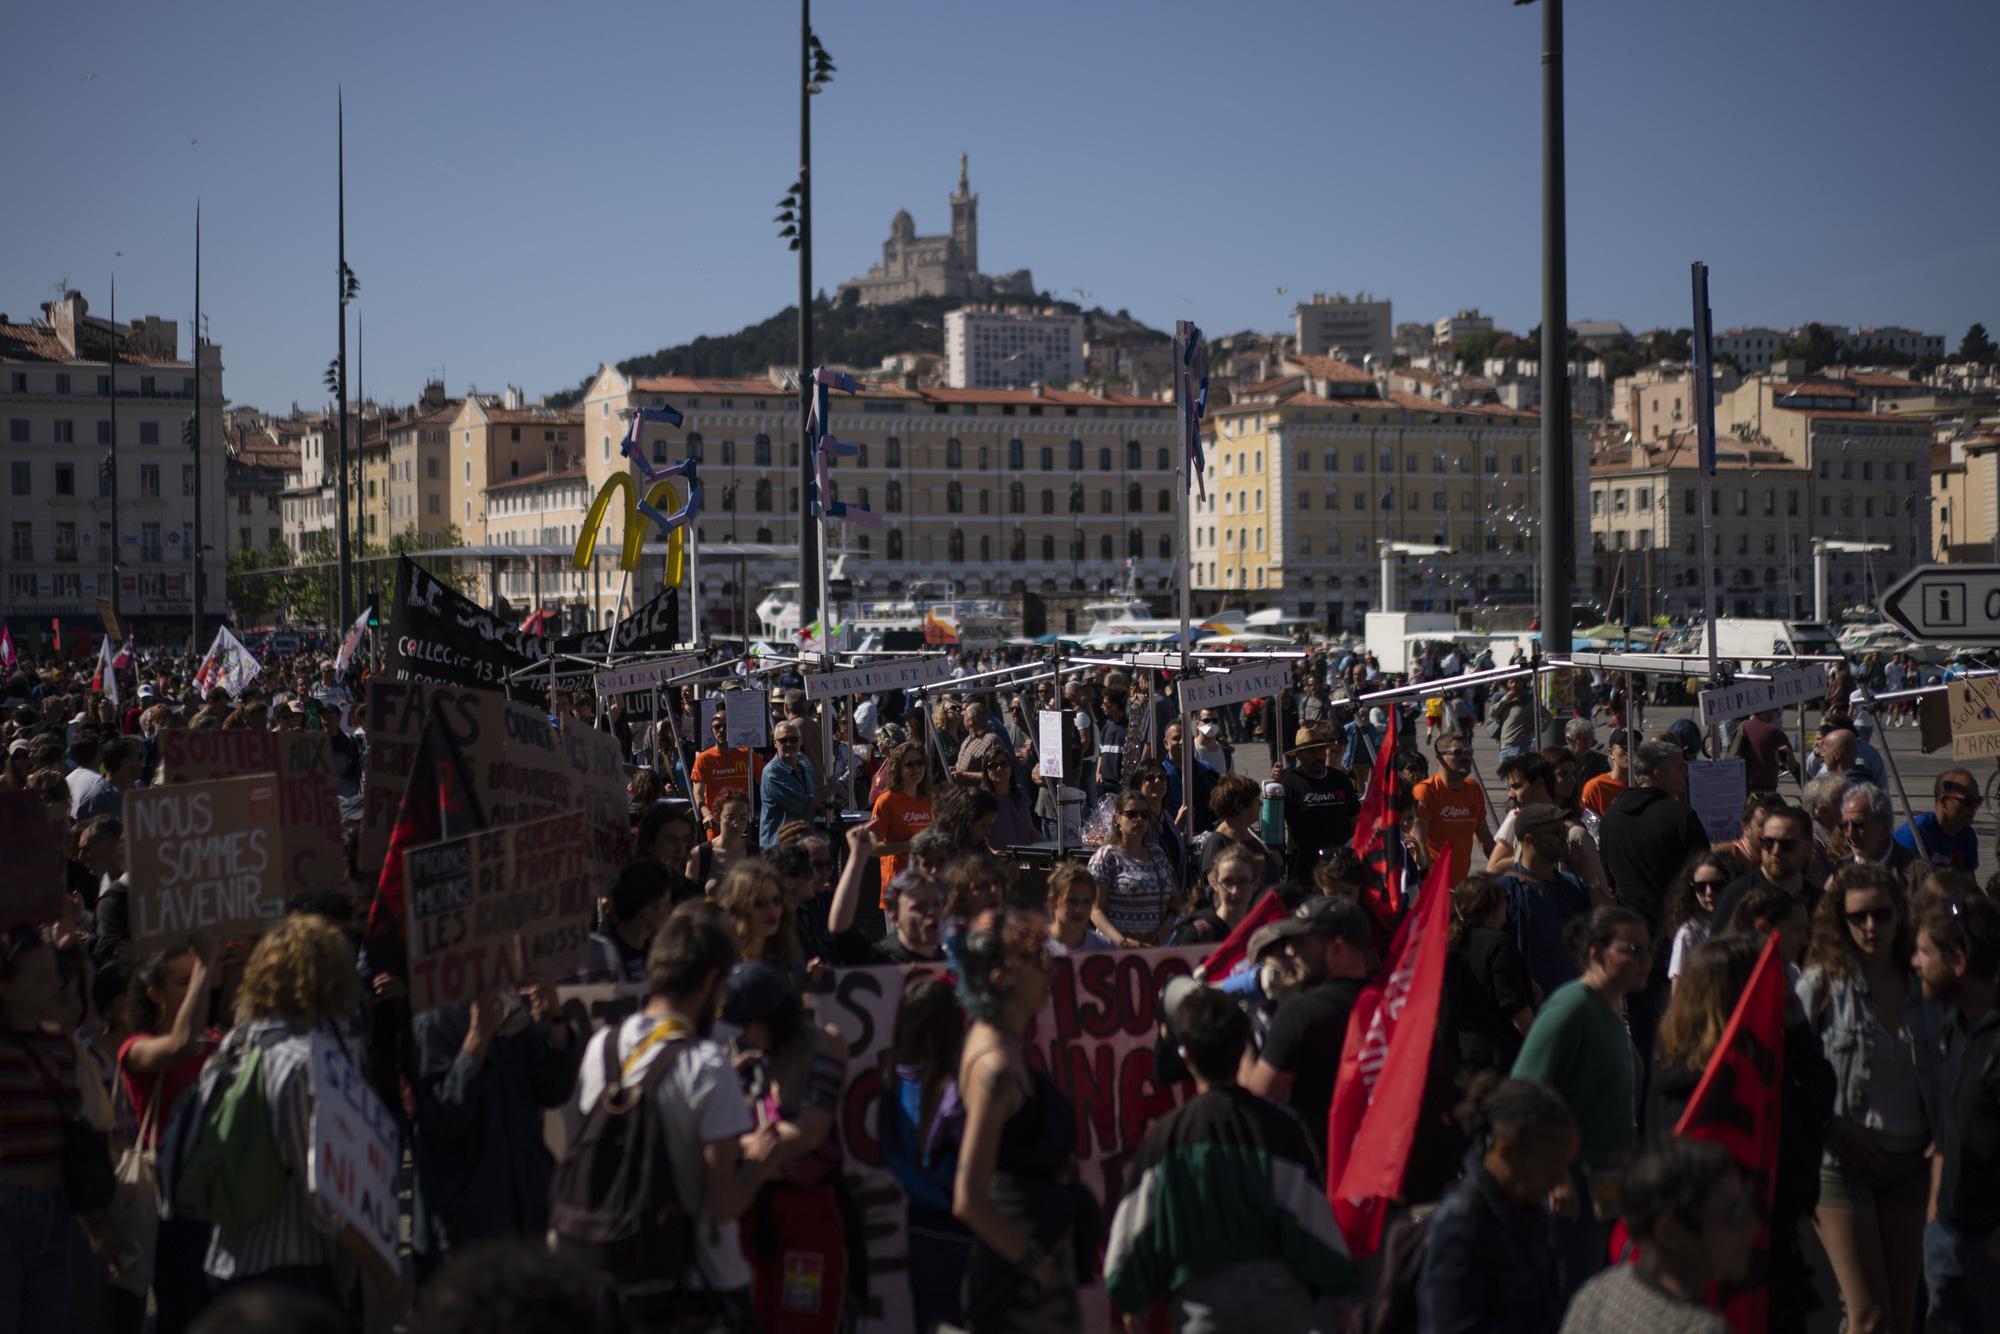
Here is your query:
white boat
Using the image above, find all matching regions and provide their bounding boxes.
[755,576,1011,649]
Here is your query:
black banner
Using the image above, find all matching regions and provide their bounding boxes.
[384,556,681,703]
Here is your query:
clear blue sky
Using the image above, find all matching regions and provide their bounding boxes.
[6,0,1995,412]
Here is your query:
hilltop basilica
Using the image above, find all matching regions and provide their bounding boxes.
[835,156,1036,307]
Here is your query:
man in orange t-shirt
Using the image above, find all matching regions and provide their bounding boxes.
[1579,728,1632,818]
[1412,738,1494,879]
[690,709,765,828]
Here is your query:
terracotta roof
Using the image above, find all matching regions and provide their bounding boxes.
[0,321,186,367]
[1242,374,1304,395]
[483,465,590,494]
[1846,372,1918,389]
[483,408,583,427]
[1931,443,1958,471]
[630,375,1163,410]
[1770,381,1860,398]
[1284,354,1373,384]
[1771,406,1928,424]
[632,375,797,396]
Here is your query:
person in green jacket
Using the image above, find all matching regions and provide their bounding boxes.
[1513,904,1651,1298]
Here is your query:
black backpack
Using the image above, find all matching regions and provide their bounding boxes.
[549,1022,697,1289]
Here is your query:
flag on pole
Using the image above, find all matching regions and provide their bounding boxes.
[1177,321,1209,500]
[1195,890,1289,983]
[192,626,261,699]
[367,710,486,936]
[1348,702,1405,931]
[806,366,878,527]
[0,624,14,673]
[92,636,118,705]
[1691,262,1718,477]
[51,618,62,655]
[1667,931,1786,1332]
[1323,853,1455,1258]
[335,605,372,676]
[113,638,134,672]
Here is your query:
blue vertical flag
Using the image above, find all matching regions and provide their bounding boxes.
[1178,321,1209,499]
[1691,262,1717,477]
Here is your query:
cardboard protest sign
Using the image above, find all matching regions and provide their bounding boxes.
[126,775,287,953]
[1947,677,2000,760]
[360,678,627,890]
[403,809,596,1011]
[159,730,345,891]
[0,791,66,929]
[308,1033,402,1277]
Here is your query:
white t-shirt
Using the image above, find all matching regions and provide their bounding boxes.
[573,1014,755,1293]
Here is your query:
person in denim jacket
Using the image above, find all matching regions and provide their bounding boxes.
[1795,864,1944,1334]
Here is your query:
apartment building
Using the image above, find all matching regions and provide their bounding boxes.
[384,384,461,546]
[1930,419,2000,561]
[1,290,227,637]
[1293,292,1392,365]
[1194,380,1588,632]
[945,305,1085,389]
[579,364,1180,626]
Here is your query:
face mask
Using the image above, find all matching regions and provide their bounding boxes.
[1198,722,1219,738]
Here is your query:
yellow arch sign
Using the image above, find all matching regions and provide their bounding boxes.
[573,474,687,585]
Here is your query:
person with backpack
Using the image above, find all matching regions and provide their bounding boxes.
[194,913,384,1309]
[410,975,581,1280]
[556,900,781,1333]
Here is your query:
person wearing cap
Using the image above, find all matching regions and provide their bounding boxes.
[1241,896,1374,1167]
[716,960,852,1334]
[1272,724,1361,888]
[1494,804,1594,998]
[1106,982,1355,1329]
[1895,769,1983,875]
[1579,728,1632,819]
[1487,676,1535,761]
[1413,734,1494,882]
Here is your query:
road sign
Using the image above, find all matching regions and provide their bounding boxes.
[1697,665,1824,728]
[1880,565,2000,643]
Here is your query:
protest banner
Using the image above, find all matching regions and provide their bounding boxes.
[1697,665,1823,728]
[595,653,705,698]
[192,626,261,699]
[402,809,596,1011]
[803,655,954,701]
[1178,661,1293,713]
[360,678,627,889]
[724,688,769,748]
[1686,758,1749,842]
[1947,677,2000,759]
[385,556,681,703]
[0,791,66,929]
[159,730,345,891]
[308,1032,402,1278]
[126,775,286,954]
[544,947,1204,1332]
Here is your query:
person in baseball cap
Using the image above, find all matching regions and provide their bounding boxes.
[1238,894,1374,1162]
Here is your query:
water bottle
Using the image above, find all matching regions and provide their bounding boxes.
[1261,778,1286,849]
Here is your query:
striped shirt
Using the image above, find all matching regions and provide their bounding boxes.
[202,1018,355,1289]
[0,1028,79,1169]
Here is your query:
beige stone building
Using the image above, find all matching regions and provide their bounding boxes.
[1,290,228,635]
[578,365,1180,627]
[444,390,584,542]
[1929,421,2000,561]
[1195,368,1584,632]
[384,385,461,546]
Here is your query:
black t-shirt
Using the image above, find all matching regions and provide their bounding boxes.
[831,927,939,968]
[1577,749,1612,784]
[1445,927,1535,1073]
[1261,975,1365,1160]
[1279,765,1361,872]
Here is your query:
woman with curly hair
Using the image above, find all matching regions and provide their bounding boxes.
[1796,863,1942,1334]
[200,913,376,1304]
[715,859,801,981]
[950,907,1082,1333]
[1663,850,1737,988]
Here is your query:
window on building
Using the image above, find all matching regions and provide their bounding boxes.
[1010,529,1027,562]
[1126,482,1142,513]
[1008,482,1025,513]
[1007,439,1023,470]
[54,464,74,496]
[10,523,30,560]
[1099,489,1113,514]
[1039,446,1053,471]
[946,438,962,468]
[947,481,963,514]
[754,434,772,466]
[886,437,902,468]
[888,529,903,560]
[1040,489,1054,515]
[755,479,773,511]
[1126,442,1141,470]
[54,420,75,444]
[1098,447,1111,472]
[886,479,903,513]
[949,531,965,562]
[55,521,77,561]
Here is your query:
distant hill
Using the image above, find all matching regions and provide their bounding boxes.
[549,292,1167,405]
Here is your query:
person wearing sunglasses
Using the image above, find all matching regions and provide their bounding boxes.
[1712,803,1824,937]
[759,722,832,850]
[1894,769,1984,876]
[1796,863,1944,1334]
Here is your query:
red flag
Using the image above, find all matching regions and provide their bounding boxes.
[1195,890,1288,983]
[367,711,486,935]
[1348,704,1404,929]
[1669,931,1786,1333]
[51,618,62,654]
[1324,853,1454,1258]
[0,624,15,673]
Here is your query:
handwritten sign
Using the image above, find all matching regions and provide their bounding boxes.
[1697,665,1823,728]
[803,656,954,701]
[403,810,596,1011]
[1687,758,1748,843]
[1038,709,1067,781]
[723,689,769,749]
[595,653,705,698]
[1948,677,2000,759]
[126,776,286,954]
[308,1033,402,1277]
[361,679,628,892]
[159,730,345,891]
[1178,661,1294,713]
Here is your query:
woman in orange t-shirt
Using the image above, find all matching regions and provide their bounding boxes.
[870,740,933,904]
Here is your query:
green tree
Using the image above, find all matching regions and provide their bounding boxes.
[1774,323,1844,373]
[1960,322,1997,363]
[386,523,475,595]
[1452,329,1504,369]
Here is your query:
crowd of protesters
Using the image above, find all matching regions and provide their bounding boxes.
[2,630,1999,1334]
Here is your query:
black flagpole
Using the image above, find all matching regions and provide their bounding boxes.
[192,204,204,653]
[335,88,354,635]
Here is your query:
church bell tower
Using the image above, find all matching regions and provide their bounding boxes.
[949,153,977,272]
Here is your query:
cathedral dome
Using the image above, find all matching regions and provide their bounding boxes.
[890,208,916,241]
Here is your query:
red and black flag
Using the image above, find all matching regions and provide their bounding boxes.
[367,709,486,937]
[1348,703,1405,933]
